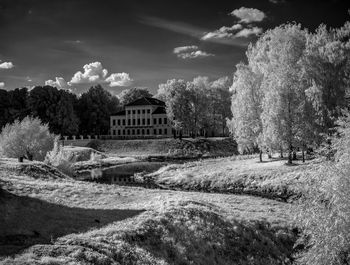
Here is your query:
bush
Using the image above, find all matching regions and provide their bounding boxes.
[86,140,103,152]
[296,112,350,265]
[0,116,57,161]
[45,141,76,177]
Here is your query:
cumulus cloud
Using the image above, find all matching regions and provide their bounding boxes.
[0,82,5,88]
[70,62,108,85]
[173,45,214,59]
[230,7,266,23]
[105,73,133,87]
[45,77,70,90]
[68,61,133,87]
[0,61,14,69]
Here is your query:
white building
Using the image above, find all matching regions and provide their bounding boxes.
[110,97,172,138]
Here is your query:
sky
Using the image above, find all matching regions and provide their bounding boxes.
[0,0,349,95]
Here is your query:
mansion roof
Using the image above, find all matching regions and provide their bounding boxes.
[124,97,165,107]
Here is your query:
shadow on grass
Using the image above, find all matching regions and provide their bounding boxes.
[0,190,144,257]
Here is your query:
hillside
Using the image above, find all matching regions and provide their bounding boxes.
[0,159,297,264]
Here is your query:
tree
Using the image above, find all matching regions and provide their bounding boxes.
[28,86,79,135]
[77,85,120,135]
[157,79,192,136]
[302,22,350,134]
[0,116,57,161]
[118,87,153,106]
[249,24,308,164]
[210,76,232,136]
[228,63,264,160]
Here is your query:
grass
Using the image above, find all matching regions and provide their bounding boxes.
[0,158,297,264]
[100,137,238,158]
[143,156,319,202]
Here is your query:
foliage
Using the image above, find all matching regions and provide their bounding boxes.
[296,111,350,265]
[157,76,232,136]
[229,21,350,163]
[118,87,153,106]
[86,139,103,152]
[0,88,28,130]
[45,141,76,177]
[77,85,120,135]
[28,86,79,135]
[0,116,56,161]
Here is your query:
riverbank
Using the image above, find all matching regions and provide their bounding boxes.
[0,159,297,264]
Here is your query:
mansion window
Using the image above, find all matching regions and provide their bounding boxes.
[159,128,162,134]
[142,129,145,134]
[164,118,167,124]
[117,120,120,126]
[158,118,162,124]
[127,110,131,114]
[113,120,116,126]
[137,119,141,125]
[154,129,157,135]
[164,129,167,134]
[113,130,116,135]
[133,119,136,125]
[128,119,131,125]
[147,109,150,114]
[132,110,136,114]
[153,118,157,125]
[142,118,145,125]
[137,110,141,114]
[122,119,125,125]
[142,109,145,114]
[147,129,150,134]
[147,119,150,125]
[137,129,140,134]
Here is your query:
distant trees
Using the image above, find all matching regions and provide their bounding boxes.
[157,76,232,137]
[28,86,79,135]
[0,84,120,136]
[229,21,350,163]
[118,87,153,106]
[0,116,56,161]
[77,85,120,135]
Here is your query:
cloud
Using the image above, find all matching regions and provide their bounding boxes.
[230,7,266,23]
[202,24,243,40]
[68,61,133,88]
[0,61,14,69]
[45,77,70,90]
[173,45,214,59]
[105,73,133,87]
[201,24,262,42]
[234,27,263,37]
[0,82,5,88]
[70,61,108,84]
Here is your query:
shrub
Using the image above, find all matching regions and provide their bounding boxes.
[296,112,350,265]
[90,152,103,162]
[0,116,57,161]
[86,140,103,152]
[45,141,76,177]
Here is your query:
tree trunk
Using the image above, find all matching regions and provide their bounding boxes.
[288,144,293,164]
[280,148,283,158]
[293,150,297,160]
[302,149,305,163]
[259,149,263,162]
[267,149,272,159]
[179,130,183,140]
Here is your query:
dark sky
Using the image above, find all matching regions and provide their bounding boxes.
[0,0,349,94]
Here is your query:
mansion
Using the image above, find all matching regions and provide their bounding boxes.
[110,97,173,138]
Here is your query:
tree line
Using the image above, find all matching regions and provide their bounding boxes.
[0,85,152,136]
[228,21,350,164]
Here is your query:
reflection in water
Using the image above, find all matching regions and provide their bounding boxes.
[89,162,168,186]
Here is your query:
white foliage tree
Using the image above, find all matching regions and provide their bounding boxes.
[0,116,57,161]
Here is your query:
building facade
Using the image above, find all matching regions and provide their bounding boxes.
[110,97,172,138]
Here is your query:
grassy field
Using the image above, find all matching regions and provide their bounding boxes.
[144,156,318,202]
[0,159,297,264]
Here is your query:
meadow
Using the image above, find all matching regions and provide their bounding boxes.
[0,156,298,264]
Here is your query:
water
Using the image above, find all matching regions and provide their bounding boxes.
[86,161,169,185]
